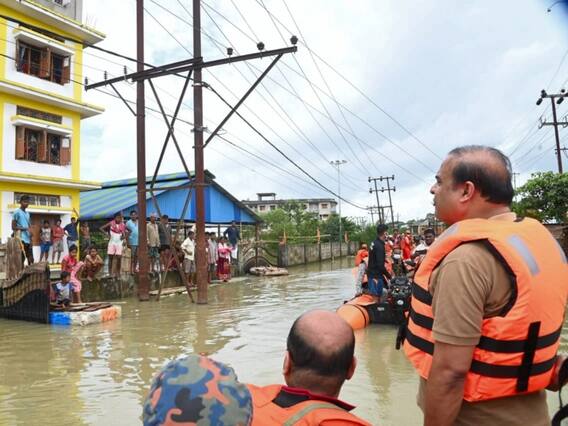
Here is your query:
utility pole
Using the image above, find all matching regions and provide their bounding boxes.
[136,0,149,301]
[86,4,296,304]
[537,89,568,173]
[193,0,208,304]
[367,206,379,225]
[368,177,384,224]
[379,175,396,229]
[331,160,347,252]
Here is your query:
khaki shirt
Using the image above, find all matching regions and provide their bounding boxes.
[147,223,160,248]
[417,212,549,426]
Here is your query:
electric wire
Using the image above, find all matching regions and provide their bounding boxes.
[245,0,442,161]
[155,0,367,189]
[153,0,427,183]
[147,0,365,192]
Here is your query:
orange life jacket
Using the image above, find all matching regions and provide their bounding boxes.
[247,384,372,425]
[384,242,394,276]
[403,217,568,402]
[354,249,368,266]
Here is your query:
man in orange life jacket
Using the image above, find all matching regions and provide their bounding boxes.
[401,145,568,426]
[247,310,372,425]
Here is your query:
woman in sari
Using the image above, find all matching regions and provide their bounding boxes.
[216,237,232,282]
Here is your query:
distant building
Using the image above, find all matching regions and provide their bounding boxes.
[243,193,337,220]
[0,0,104,259]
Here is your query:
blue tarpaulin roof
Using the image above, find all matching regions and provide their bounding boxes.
[80,172,260,224]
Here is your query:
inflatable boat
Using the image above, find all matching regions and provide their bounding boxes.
[337,276,412,330]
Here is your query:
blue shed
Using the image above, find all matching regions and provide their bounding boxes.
[80,171,261,224]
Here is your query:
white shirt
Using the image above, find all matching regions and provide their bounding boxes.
[181,238,195,261]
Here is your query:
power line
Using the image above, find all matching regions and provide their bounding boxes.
[198,1,438,172]
[248,0,442,161]
[148,0,366,191]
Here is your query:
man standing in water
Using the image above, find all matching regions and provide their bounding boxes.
[402,145,568,426]
[366,223,391,297]
[12,195,33,265]
[247,310,371,425]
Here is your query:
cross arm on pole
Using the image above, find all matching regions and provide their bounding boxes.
[85,46,297,90]
[204,53,283,148]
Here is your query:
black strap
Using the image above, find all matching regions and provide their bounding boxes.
[469,355,556,379]
[516,322,541,392]
[477,326,561,353]
[409,306,434,330]
[404,327,434,355]
[411,282,432,306]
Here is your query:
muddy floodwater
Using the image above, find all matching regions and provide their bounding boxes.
[0,258,566,425]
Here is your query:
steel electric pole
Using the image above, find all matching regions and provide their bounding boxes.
[330,160,347,252]
[136,0,149,300]
[537,89,568,173]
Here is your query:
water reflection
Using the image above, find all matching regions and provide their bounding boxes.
[0,258,564,425]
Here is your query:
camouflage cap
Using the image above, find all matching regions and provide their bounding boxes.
[143,355,253,425]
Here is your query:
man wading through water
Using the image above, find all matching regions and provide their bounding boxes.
[400,145,568,426]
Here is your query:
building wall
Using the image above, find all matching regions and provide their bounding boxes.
[1,99,76,179]
[0,2,94,244]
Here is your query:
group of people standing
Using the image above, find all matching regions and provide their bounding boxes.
[98,212,242,284]
[354,226,436,298]
[11,195,89,266]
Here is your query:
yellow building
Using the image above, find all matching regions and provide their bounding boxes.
[0,0,104,260]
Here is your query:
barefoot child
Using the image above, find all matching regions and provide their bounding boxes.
[39,220,52,262]
[84,247,103,281]
[70,260,85,304]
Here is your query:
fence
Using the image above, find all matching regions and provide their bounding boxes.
[277,241,357,268]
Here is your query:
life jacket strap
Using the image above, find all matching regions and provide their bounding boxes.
[411,282,432,306]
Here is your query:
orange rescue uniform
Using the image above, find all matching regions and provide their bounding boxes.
[403,217,568,402]
[247,384,372,425]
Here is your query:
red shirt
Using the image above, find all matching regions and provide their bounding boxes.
[52,226,65,242]
[401,236,412,260]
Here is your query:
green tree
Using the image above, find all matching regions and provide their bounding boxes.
[513,172,568,223]
[322,214,360,242]
[259,201,320,242]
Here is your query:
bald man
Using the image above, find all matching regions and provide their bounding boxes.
[247,310,372,425]
[400,145,568,426]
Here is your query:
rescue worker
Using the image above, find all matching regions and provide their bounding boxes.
[367,224,391,297]
[400,145,568,426]
[248,310,372,425]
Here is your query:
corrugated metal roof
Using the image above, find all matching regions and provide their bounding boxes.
[81,178,187,220]
[80,173,260,224]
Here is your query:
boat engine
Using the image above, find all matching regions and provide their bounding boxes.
[389,276,412,311]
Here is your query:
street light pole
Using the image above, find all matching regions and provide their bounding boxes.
[330,160,347,254]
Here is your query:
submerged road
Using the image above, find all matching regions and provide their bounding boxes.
[0,258,566,425]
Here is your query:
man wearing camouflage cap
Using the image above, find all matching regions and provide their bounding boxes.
[143,354,253,425]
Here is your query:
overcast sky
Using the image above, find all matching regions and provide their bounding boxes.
[80,0,568,222]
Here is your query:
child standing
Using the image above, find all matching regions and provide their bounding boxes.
[70,260,84,304]
[51,219,65,264]
[39,220,52,262]
[54,271,72,307]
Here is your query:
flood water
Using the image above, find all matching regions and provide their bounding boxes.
[0,259,566,425]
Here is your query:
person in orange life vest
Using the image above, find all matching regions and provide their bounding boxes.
[400,230,413,260]
[402,145,568,426]
[408,228,435,272]
[354,243,368,266]
[247,310,372,425]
